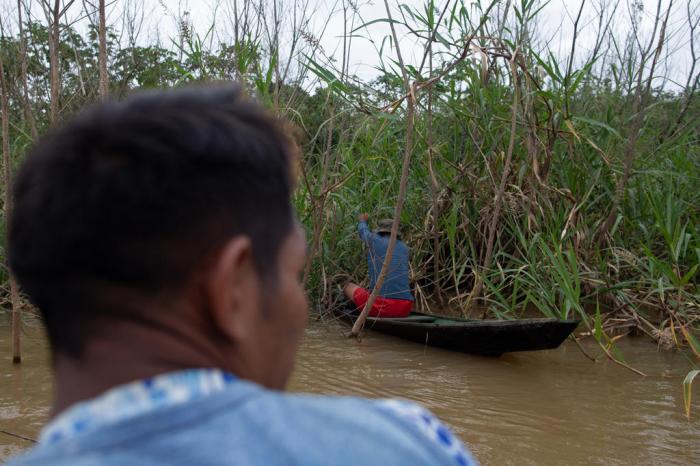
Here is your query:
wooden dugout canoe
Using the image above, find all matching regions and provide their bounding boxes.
[334,309,579,356]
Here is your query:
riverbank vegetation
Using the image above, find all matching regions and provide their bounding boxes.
[0,0,698,395]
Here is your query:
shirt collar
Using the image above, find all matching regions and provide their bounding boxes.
[40,368,237,446]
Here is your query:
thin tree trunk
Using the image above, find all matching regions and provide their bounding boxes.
[18,0,39,140]
[351,0,415,336]
[233,0,240,80]
[42,0,77,124]
[0,39,22,364]
[48,0,61,125]
[98,0,108,98]
[272,0,280,109]
[9,277,21,364]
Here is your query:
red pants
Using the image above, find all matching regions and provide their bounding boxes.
[352,287,413,318]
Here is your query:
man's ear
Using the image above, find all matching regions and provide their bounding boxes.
[205,236,259,342]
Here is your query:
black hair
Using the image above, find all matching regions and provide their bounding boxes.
[8,85,296,357]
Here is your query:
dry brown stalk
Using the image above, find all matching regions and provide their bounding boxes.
[426,8,442,305]
[463,50,521,316]
[597,338,647,376]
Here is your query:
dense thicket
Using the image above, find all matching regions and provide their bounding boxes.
[0,1,698,362]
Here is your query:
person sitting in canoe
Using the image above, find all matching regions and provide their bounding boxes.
[343,214,414,318]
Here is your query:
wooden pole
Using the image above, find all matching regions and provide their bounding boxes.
[351,0,415,337]
[350,1,497,334]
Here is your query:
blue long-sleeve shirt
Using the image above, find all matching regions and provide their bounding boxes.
[358,221,413,301]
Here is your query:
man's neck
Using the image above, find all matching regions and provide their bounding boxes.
[51,320,230,417]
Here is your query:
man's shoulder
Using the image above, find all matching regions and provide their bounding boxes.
[254,393,476,465]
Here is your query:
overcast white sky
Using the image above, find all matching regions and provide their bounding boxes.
[1,0,696,89]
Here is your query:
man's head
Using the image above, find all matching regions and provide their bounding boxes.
[9,85,308,389]
[376,218,400,238]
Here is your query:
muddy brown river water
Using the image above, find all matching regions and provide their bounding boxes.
[1,314,698,465]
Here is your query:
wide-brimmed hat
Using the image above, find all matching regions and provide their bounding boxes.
[376,218,395,235]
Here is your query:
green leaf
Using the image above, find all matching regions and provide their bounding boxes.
[435,32,452,48]
[571,116,624,140]
[351,18,403,34]
[532,51,559,84]
[568,58,597,94]
[681,326,700,359]
[265,53,277,88]
[684,370,700,419]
